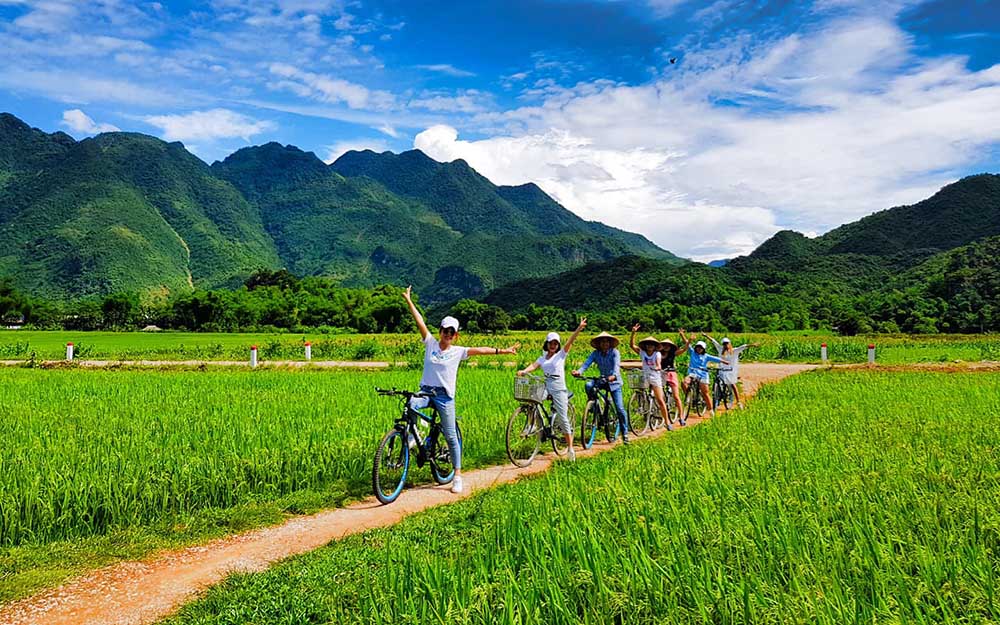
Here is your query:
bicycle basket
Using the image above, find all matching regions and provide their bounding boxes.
[626,369,648,389]
[514,376,548,403]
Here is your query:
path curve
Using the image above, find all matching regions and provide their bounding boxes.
[0,363,817,625]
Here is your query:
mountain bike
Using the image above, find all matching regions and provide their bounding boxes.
[712,369,735,410]
[626,369,666,435]
[372,387,463,505]
[577,375,621,449]
[507,375,577,467]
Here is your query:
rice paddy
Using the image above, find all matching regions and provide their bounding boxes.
[164,369,1000,625]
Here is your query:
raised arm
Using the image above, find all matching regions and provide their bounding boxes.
[563,317,587,353]
[704,333,722,353]
[678,328,692,354]
[467,343,520,357]
[629,323,641,355]
[402,286,430,340]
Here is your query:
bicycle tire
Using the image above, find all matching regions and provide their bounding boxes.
[506,404,543,467]
[627,392,649,436]
[604,399,619,443]
[581,399,600,449]
[430,422,463,484]
[373,427,410,505]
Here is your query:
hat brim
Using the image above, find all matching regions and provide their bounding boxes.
[658,338,676,348]
[590,333,620,349]
[638,337,660,349]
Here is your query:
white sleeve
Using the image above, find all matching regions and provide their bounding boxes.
[535,355,545,366]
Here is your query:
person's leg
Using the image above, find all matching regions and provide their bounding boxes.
[584,379,597,401]
[611,387,629,442]
[408,394,432,446]
[550,389,574,458]
[431,394,461,472]
[669,376,685,422]
[731,383,743,408]
[652,384,671,430]
[700,381,715,416]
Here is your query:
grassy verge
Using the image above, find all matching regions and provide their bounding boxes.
[166,369,1000,624]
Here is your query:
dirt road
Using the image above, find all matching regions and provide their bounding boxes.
[0,363,818,625]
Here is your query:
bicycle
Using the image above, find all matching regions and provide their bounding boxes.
[625,369,666,435]
[507,375,577,467]
[712,369,735,410]
[682,367,708,418]
[372,387,463,505]
[577,375,621,449]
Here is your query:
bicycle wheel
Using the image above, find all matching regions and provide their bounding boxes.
[373,427,410,505]
[581,399,600,449]
[507,404,543,467]
[627,392,649,436]
[430,422,463,484]
[604,401,620,443]
[712,380,723,408]
[721,382,734,410]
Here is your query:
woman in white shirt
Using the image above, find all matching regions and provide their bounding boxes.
[516,317,587,461]
[705,334,758,409]
[629,324,672,430]
[403,287,520,494]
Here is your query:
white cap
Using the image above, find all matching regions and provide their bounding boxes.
[721,337,731,344]
[545,332,561,344]
[440,316,460,331]
[695,340,707,349]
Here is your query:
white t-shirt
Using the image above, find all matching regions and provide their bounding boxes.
[420,335,469,398]
[535,349,568,391]
[641,350,662,382]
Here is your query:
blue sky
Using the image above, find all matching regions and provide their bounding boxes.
[0,0,998,260]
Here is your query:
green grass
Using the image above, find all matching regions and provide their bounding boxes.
[0,366,550,602]
[165,369,1000,625]
[1,330,998,364]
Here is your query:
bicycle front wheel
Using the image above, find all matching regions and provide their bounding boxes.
[430,422,463,484]
[604,402,620,443]
[627,392,649,436]
[581,400,600,449]
[721,383,734,410]
[507,404,542,467]
[373,428,410,505]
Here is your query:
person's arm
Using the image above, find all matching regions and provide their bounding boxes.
[608,349,621,382]
[467,343,520,357]
[734,344,751,355]
[402,286,430,340]
[677,329,692,354]
[706,354,729,365]
[705,334,722,353]
[654,350,662,371]
[629,324,641,355]
[563,317,587,353]
[517,360,541,377]
[573,350,596,377]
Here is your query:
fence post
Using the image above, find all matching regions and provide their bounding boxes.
[867,343,876,364]
[304,342,312,361]
[66,342,74,362]
[250,345,258,368]
[820,343,827,363]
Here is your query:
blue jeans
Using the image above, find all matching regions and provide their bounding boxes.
[584,379,629,435]
[409,385,461,470]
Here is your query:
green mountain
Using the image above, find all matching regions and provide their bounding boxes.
[482,174,1000,333]
[0,113,674,301]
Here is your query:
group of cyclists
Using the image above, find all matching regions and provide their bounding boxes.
[395,287,755,497]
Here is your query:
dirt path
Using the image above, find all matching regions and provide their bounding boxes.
[0,363,817,625]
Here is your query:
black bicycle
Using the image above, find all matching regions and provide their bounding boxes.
[712,369,735,410]
[577,375,621,449]
[683,368,708,417]
[372,387,463,504]
[507,375,577,467]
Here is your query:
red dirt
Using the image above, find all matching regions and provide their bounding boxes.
[0,363,817,625]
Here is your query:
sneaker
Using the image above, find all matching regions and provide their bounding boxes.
[567,447,576,462]
[451,475,464,494]
[711,411,717,418]
[738,403,745,409]
[666,422,673,431]
[622,435,630,445]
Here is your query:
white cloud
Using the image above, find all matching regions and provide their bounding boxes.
[0,69,180,106]
[415,64,476,78]
[323,138,392,164]
[419,17,1000,260]
[60,109,120,134]
[142,108,275,142]
[408,90,491,113]
[268,62,392,110]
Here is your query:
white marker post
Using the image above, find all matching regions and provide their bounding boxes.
[821,342,827,363]
[250,345,258,368]
[867,343,876,365]
[304,342,312,361]
[66,342,74,362]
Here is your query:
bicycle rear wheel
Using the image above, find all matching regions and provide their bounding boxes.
[373,428,410,505]
[507,404,543,467]
[627,392,649,436]
[430,422,463,484]
[581,399,600,449]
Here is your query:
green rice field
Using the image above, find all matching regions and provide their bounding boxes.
[164,369,1000,625]
[1,329,998,364]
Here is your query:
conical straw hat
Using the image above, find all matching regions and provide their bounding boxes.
[637,336,660,349]
[658,338,676,350]
[589,331,620,350]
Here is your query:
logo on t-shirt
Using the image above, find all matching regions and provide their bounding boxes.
[430,348,460,364]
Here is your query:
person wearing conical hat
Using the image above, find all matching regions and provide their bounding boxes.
[571,330,630,444]
[659,330,691,424]
[516,317,588,461]
[629,324,672,431]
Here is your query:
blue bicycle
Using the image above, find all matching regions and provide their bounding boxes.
[577,375,621,449]
[372,387,462,504]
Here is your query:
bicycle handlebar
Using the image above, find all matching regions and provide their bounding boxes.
[375,387,432,399]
